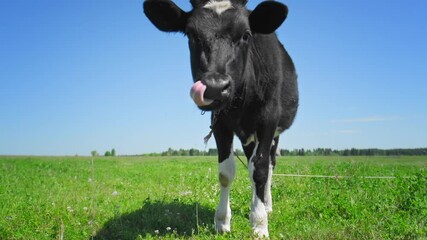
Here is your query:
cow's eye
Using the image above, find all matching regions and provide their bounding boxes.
[242,30,252,41]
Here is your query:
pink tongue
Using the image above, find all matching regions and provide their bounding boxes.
[190,81,214,107]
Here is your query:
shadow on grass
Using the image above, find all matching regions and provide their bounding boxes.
[93,198,215,239]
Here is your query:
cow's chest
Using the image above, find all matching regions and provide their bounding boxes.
[221,111,282,147]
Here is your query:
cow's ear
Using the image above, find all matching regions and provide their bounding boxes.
[143,0,188,32]
[249,1,288,34]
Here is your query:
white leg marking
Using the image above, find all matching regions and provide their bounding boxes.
[243,133,256,147]
[215,149,235,233]
[248,142,269,238]
[203,0,233,15]
[267,136,278,212]
[274,127,283,138]
[264,163,273,214]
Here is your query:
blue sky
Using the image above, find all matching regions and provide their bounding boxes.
[1,0,426,156]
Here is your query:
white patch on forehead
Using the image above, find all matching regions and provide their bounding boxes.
[203,0,233,15]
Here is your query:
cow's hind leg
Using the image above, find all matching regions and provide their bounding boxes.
[247,124,277,238]
[213,120,235,233]
[265,136,279,214]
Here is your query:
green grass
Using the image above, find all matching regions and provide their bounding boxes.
[0,155,426,239]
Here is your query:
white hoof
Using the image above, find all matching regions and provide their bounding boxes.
[250,199,269,238]
[214,210,231,233]
[250,209,269,238]
[253,226,269,239]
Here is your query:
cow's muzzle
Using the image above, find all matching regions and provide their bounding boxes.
[190,73,232,108]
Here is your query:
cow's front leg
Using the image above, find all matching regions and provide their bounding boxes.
[213,119,235,233]
[247,126,276,238]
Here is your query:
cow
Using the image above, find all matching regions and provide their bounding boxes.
[143,0,298,237]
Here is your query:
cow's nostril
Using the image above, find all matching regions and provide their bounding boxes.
[221,83,231,94]
[222,82,231,90]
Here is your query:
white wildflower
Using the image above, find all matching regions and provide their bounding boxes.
[179,190,192,196]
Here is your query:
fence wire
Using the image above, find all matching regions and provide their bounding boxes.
[233,151,411,179]
[272,173,409,179]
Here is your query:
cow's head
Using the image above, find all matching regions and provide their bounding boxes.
[144,0,288,111]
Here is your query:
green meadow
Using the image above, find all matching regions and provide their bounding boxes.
[0,156,426,239]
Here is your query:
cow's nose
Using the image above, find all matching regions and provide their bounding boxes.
[201,73,231,100]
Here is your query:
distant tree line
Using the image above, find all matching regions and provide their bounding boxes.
[143,147,219,157]
[143,147,427,157]
[91,148,116,157]
[280,148,427,156]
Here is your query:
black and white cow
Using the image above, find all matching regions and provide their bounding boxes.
[144,0,298,237]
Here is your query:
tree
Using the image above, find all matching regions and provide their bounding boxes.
[343,149,350,156]
[280,149,290,156]
[91,150,99,157]
[111,148,116,157]
[189,148,199,156]
[208,148,218,156]
[167,147,173,156]
[105,151,111,157]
